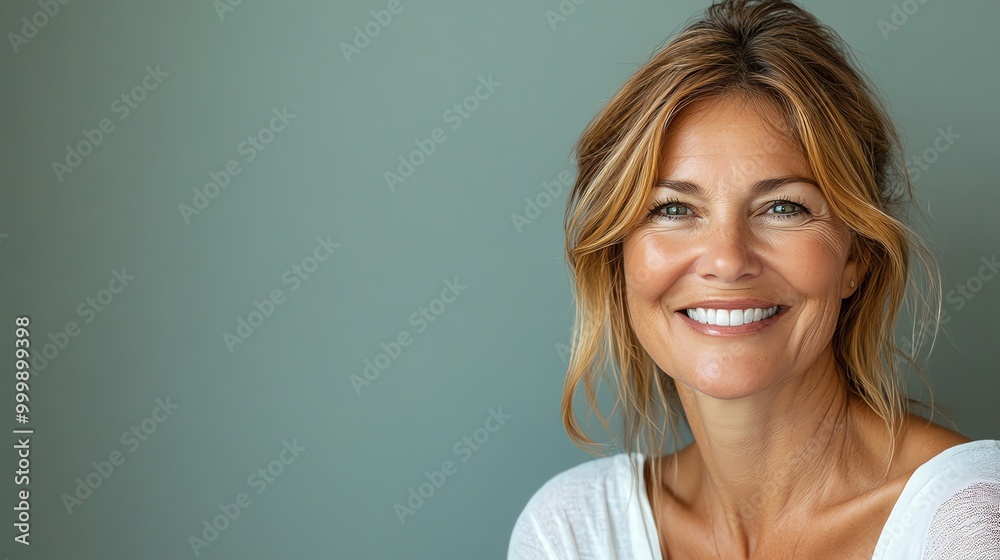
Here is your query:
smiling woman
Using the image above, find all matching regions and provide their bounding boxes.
[508,1,1000,559]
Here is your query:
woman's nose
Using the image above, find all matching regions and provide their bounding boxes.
[693,217,763,284]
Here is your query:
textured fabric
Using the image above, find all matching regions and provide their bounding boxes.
[508,440,1000,559]
[921,483,1000,559]
[874,440,1000,559]
[508,453,662,560]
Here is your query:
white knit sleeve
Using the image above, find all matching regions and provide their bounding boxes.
[506,500,571,560]
[507,455,651,560]
[921,481,1000,559]
[506,461,599,560]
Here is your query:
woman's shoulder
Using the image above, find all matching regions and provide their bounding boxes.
[892,415,996,480]
[889,419,999,516]
[900,437,1000,489]
[874,439,1000,558]
[507,453,654,559]
[512,453,640,519]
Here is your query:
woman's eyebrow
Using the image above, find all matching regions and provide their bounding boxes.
[653,176,819,197]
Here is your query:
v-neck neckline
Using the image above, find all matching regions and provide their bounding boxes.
[630,440,997,559]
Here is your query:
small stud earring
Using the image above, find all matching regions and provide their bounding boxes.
[849,280,856,288]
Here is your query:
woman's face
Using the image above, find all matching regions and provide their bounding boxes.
[622,96,860,400]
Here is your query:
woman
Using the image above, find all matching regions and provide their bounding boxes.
[508,1,1000,558]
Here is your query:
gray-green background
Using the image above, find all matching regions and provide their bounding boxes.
[1,0,997,558]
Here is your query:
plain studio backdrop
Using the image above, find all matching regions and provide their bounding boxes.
[0,0,997,558]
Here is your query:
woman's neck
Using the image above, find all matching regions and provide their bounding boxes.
[672,348,888,545]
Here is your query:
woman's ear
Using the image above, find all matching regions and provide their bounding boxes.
[841,236,867,299]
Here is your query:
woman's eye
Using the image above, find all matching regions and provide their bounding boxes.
[771,202,799,214]
[662,203,690,216]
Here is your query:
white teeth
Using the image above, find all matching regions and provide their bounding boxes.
[685,305,780,326]
[716,309,730,326]
[730,309,743,325]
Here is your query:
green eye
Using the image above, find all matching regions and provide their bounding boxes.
[663,203,690,216]
[646,199,693,222]
[772,202,799,214]
[646,198,812,223]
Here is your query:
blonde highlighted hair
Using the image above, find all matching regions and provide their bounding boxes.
[560,0,941,477]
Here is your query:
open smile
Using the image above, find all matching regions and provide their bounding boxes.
[676,305,787,336]
[686,305,780,326]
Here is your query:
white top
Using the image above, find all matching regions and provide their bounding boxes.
[508,440,1000,559]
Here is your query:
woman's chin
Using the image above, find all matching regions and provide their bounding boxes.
[672,364,785,401]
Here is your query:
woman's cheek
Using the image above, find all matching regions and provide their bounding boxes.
[763,219,851,256]
[624,231,685,299]
[758,224,850,276]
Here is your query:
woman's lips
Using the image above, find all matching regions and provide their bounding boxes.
[677,302,787,336]
[686,306,779,325]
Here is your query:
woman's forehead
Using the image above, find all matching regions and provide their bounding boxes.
[659,97,809,180]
